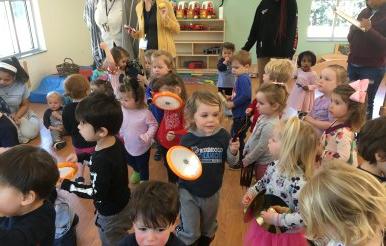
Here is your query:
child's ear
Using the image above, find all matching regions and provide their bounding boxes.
[375,152,386,162]
[21,190,37,206]
[175,86,182,95]
[271,103,280,111]
[97,127,109,138]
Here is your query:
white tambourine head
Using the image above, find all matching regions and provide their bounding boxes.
[154,95,182,110]
[167,146,202,180]
[59,167,74,179]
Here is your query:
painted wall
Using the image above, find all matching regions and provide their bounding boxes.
[22,0,92,88]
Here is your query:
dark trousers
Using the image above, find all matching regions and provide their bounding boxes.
[231,116,249,160]
[0,115,19,147]
[159,145,179,183]
[126,149,150,181]
[348,63,385,119]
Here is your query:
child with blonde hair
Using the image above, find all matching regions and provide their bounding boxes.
[43,91,66,150]
[62,74,95,183]
[320,80,368,167]
[304,64,348,135]
[242,117,318,246]
[176,91,239,245]
[299,160,386,246]
[137,49,155,87]
[242,83,288,182]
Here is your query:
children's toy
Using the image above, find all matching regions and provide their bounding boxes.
[200,1,216,19]
[203,46,221,54]
[58,162,78,180]
[176,1,188,19]
[153,91,184,111]
[180,23,206,31]
[29,75,66,104]
[184,61,205,69]
[166,146,202,180]
[187,1,200,19]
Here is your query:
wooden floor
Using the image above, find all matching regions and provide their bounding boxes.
[28,76,385,246]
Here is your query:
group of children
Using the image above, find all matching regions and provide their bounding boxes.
[0,40,385,246]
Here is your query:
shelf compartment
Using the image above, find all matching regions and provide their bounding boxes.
[175,43,193,55]
[174,32,224,42]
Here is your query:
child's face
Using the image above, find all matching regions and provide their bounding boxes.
[0,184,24,216]
[231,60,249,76]
[300,55,312,72]
[119,91,137,109]
[117,56,129,70]
[152,57,171,78]
[144,57,152,71]
[0,71,15,87]
[329,93,349,122]
[318,68,338,95]
[255,91,277,116]
[222,48,233,59]
[268,128,281,159]
[133,220,175,246]
[78,121,98,142]
[47,96,62,111]
[193,102,221,136]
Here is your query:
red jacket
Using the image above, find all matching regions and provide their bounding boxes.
[156,108,187,149]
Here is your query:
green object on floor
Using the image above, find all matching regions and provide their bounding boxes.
[130,171,141,184]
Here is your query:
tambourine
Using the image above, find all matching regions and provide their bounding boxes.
[58,162,78,180]
[244,193,289,233]
[166,146,202,180]
[153,91,183,111]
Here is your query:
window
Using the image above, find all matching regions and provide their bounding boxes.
[0,0,45,58]
[308,0,366,40]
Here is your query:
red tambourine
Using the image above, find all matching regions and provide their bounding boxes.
[166,146,202,181]
[58,162,78,180]
[152,91,183,111]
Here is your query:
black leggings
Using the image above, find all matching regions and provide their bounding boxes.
[0,115,19,147]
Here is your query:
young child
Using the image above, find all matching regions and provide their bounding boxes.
[152,73,188,183]
[0,145,59,245]
[299,160,386,246]
[287,51,318,114]
[107,45,130,96]
[262,58,297,119]
[43,91,66,150]
[137,49,155,87]
[224,50,252,166]
[217,42,236,116]
[320,80,368,167]
[176,91,239,245]
[242,83,288,181]
[60,93,132,245]
[242,117,318,246]
[357,116,386,183]
[90,79,114,96]
[62,74,96,183]
[118,181,184,246]
[304,65,347,135]
[118,77,158,184]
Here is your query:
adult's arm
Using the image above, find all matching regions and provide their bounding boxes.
[285,0,298,58]
[14,98,29,120]
[241,3,262,51]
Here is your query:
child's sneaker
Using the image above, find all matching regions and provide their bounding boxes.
[130,171,140,184]
[153,148,162,161]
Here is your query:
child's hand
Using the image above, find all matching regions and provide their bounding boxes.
[229,138,239,155]
[245,108,252,116]
[302,85,309,91]
[223,57,230,64]
[166,131,176,141]
[56,177,64,189]
[242,158,249,167]
[137,74,148,86]
[0,147,10,154]
[261,208,279,226]
[52,111,62,119]
[225,101,234,109]
[66,153,78,163]
[225,95,232,100]
[242,193,253,207]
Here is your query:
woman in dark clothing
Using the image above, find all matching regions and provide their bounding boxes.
[242,0,298,85]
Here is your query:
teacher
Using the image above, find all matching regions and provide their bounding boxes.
[347,0,386,119]
[131,0,179,61]
[242,0,298,85]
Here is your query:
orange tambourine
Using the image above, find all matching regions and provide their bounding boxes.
[57,162,78,180]
[152,91,183,111]
[166,146,202,180]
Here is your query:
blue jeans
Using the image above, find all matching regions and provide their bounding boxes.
[348,63,385,118]
[126,149,150,181]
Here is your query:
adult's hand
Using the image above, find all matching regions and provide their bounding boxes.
[359,18,372,32]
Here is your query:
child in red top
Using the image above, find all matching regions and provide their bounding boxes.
[152,73,188,183]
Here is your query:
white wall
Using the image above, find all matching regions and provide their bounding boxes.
[22,0,92,89]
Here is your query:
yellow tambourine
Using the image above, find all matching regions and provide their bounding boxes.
[58,162,78,180]
[166,146,202,181]
[152,91,183,111]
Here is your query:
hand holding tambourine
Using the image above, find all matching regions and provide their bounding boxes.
[166,146,202,181]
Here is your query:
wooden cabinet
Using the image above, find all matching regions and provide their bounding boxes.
[175,19,224,74]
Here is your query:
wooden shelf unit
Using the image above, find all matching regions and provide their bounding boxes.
[175,19,224,74]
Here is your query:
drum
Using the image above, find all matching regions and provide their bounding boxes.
[153,91,184,111]
[166,146,202,180]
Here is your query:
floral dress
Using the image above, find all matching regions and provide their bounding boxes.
[320,122,358,167]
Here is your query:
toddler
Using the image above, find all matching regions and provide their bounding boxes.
[43,91,66,150]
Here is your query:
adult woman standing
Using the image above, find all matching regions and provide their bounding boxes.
[130,0,179,60]
[0,57,39,144]
[242,0,298,85]
[347,0,386,119]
